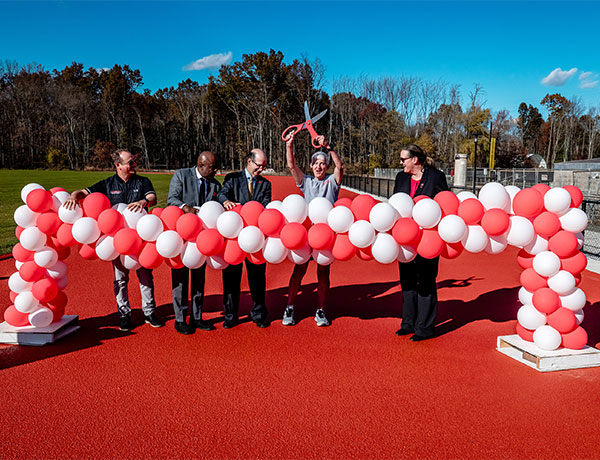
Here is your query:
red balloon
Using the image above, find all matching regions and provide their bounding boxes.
[457,199,484,225]
[98,209,125,236]
[113,228,143,255]
[26,189,53,213]
[531,183,551,196]
[4,305,30,327]
[417,229,444,259]
[512,188,544,218]
[434,191,460,216]
[196,229,225,256]
[532,287,560,314]
[10,291,18,303]
[561,326,588,350]
[229,204,243,215]
[47,290,68,310]
[516,249,535,269]
[161,206,184,231]
[138,242,164,269]
[356,246,374,261]
[334,197,353,208]
[45,301,65,323]
[481,208,510,236]
[562,185,583,208]
[150,207,164,217]
[82,192,111,219]
[280,222,308,250]
[247,251,266,265]
[50,187,67,194]
[573,273,582,286]
[351,195,377,221]
[516,323,535,342]
[36,211,62,235]
[307,223,334,250]
[223,239,247,265]
[176,213,203,241]
[560,251,587,275]
[533,212,561,239]
[56,246,71,261]
[441,242,463,259]
[32,278,59,303]
[165,255,184,269]
[547,307,577,334]
[79,243,98,260]
[520,268,547,291]
[240,201,264,227]
[258,209,285,237]
[56,223,78,247]
[19,261,46,282]
[413,195,428,203]
[13,242,34,262]
[15,226,24,239]
[548,231,578,258]
[391,218,422,245]
[332,233,357,261]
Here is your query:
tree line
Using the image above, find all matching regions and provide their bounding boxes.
[1,50,599,174]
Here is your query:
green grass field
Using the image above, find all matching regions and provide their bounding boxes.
[0,170,187,256]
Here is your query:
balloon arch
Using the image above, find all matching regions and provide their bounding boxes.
[7,182,590,351]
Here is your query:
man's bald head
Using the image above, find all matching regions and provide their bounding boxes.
[197,150,218,179]
[246,148,268,177]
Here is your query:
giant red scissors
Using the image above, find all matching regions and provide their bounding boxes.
[281,101,328,148]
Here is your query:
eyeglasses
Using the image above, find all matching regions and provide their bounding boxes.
[399,156,413,164]
[121,159,137,167]
[251,159,268,170]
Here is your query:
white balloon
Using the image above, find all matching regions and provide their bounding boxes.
[574,309,584,325]
[478,182,510,211]
[207,256,228,270]
[544,187,572,215]
[288,245,311,264]
[312,249,335,266]
[8,272,33,293]
[266,200,282,211]
[123,207,147,229]
[46,261,67,280]
[308,197,333,224]
[533,325,562,351]
[517,304,547,330]
[548,270,576,295]
[327,206,354,233]
[523,234,549,255]
[136,214,164,242]
[371,233,399,264]
[457,191,477,202]
[575,232,584,249]
[485,234,508,254]
[348,220,376,248]
[369,202,399,232]
[518,287,534,305]
[181,242,207,269]
[388,192,414,218]
[438,215,467,243]
[281,194,308,223]
[72,217,101,244]
[56,275,68,290]
[412,199,441,229]
[532,251,561,278]
[19,226,47,251]
[34,247,58,268]
[14,291,40,314]
[559,208,588,233]
[120,254,141,271]
[112,203,128,213]
[560,288,586,311]
[58,203,83,224]
[263,237,289,264]
[14,205,39,228]
[397,245,418,263]
[21,183,44,203]
[15,260,24,270]
[199,201,224,229]
[29,307,54,328]
[237,226,265,254]
[216,211,244,239]
[461,225,488,253]
[95,235,119,261]
[506,216,535,247]
[51,191,71,212]
[505,185,521,214]
[156,230,184,258]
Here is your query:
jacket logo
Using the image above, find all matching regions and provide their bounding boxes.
[110,191,121,194]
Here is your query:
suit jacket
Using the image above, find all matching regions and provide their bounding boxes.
[393,167,449,199]
[217,170,271,208]
[167,167,222,207]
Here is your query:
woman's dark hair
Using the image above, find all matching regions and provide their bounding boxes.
[403,144,434,168]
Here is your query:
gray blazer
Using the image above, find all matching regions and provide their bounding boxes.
[167,167,222,207]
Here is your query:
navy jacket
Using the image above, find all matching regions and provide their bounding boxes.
[217,170,271,208]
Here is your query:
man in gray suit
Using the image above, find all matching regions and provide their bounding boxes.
[167,151,221,334]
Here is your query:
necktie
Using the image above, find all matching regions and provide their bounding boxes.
[248,177,253,198]
[198,178,206,204]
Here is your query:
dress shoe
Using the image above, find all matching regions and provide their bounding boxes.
[144,313,165,328]
[255,319,270,328]
[119,314,133,332]
[223,318,239,329]
[410,334,433,342]
[192,319,216,331]
[174,321,194,335]
[395,328,413,336]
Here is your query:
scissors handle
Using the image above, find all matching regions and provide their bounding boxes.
[281,124,303,141]
[305,121,323,148]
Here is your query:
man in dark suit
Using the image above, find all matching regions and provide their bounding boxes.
[217,148,271,328]
[168,151,221,334]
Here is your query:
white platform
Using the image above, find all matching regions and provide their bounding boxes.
[0,315,80,346]
[497,334,600,372]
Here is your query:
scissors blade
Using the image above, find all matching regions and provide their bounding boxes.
[310,109,327,124]
[304,101,311,121]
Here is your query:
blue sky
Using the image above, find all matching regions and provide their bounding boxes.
[2,1,600,117]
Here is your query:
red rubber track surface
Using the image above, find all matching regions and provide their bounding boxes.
[1,176,600,460]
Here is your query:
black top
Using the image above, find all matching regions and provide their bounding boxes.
[86,173,155,207]
[393,167,449,199]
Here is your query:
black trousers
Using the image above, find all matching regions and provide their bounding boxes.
[171,266,206,323]
[222,260,267,322]
[398,255,440,337]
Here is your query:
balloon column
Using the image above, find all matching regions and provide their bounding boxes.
[6,182,589,351]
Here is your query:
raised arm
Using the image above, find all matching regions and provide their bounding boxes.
[285,134,304,186]
[318,136,344,185]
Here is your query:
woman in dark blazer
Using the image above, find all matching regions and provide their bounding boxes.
[392,144,449,341]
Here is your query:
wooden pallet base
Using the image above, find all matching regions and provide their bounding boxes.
[497,335,600,372]
[0,315,80,346]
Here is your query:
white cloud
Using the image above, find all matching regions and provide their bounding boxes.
[95,67,110,73]
[541,67,578,86]
[579,70,599,89]
[183,52,233,71]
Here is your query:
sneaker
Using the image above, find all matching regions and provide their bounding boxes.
[144,313,165,328]
[282,305,295,326]
[314,308,330,327]
[119,314,132,331]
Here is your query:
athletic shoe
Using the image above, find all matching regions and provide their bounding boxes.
[314,308,330,327]
[282,306,295,326]
[119,314,132,332]
[144,313,165,328]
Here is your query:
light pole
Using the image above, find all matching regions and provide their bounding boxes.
[472,133,479,193]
